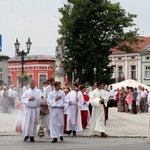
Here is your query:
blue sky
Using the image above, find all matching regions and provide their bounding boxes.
[0,0,150,57]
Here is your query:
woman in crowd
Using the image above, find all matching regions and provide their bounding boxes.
[136,86,142,114]
[2,86,9,113]
[125,86,130,113]
[126,87,133,114]
[119,86,126,112]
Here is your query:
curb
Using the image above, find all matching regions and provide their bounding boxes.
[0,133,147,139]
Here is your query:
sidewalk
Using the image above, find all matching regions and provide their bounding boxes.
[0,108,148,137]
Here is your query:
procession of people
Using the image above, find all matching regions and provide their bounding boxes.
[13,78,109,143]
[1,77,150,143]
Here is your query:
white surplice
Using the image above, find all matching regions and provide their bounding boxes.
[147,92,150,138]
[89,88,108,135]
[43,85,54,98]
[21,87,43,137]
[47,90,65,138]
[66,90,84,132]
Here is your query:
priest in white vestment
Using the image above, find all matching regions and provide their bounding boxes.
[43,77,55,98]
[21,80,43,142]
[42,77,55,135]
[89,81,108,137]
[66,83,84,136]
[47,81,65,143]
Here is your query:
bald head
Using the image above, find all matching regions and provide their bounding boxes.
[30,80,36,89]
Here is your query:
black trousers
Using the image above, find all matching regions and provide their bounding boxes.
[106,99,114,120]
[88,103,93,117]
[132,100,137,114]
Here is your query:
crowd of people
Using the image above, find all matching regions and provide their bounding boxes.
[107,85,149,115]
[0,85,20,114]
[1,78,150,143]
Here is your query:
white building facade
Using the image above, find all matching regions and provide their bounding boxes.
[140,45,150,86]
[109,53,141,83]
[109,36,150,85]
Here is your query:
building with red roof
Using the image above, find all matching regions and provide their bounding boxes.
[8,55,55,88]
[7,36,150,88]
[109,36,150,86]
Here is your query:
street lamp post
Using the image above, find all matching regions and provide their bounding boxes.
[93,68,97,84]
[14,38,32,86]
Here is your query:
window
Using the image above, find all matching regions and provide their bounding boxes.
[146,56,150,60]
[29,74,33,80]
[145,66,150,79]
[8,75,12,86]
[0,69,2,80]
[131,65,136,79]
[118,66,123,76]
[39,74,46,88]
[117,66,124,82]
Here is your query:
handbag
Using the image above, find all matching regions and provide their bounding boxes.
[40,103,49,115]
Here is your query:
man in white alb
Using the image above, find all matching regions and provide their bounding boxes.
[47,81,65,143]
[21,80,43,142]
[66,83,84,136]
[43,77,55,98]
[89,81,108,137]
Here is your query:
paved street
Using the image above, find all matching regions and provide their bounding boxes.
[0,107,149,149]
[0,107,148,137]
[0,136,150,150]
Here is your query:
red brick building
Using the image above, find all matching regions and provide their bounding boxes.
[8,55,55,88]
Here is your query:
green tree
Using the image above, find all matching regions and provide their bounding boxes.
[58,0,140,85]
[17,74,30,86]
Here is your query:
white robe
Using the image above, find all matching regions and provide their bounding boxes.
[66,90,84,132]
[89,88,108,135]
[47,90,65,138]
[21,87,43,137]
[43,85,54,98]
[147,93,150,138]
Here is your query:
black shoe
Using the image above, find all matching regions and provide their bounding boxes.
[73,130,76,136]
[66,130,72,135]
[60,136,63,141]
[63,131,67,134]
[51,138,57,143]
[23,136,29,141]
[30,137,35,142]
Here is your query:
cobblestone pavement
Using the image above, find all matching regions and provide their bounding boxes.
[0,108,148,137]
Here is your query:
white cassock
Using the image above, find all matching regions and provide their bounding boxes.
[43,85,54,129]
[21,87,43,137]
[47,90,65,138]
[66,90,84,132]
[89,88,108,135]
[43,85,54,98]
[147,93,150,138]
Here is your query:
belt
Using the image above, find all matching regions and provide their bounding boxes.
[51,107,63,109]
[26,106,38,108]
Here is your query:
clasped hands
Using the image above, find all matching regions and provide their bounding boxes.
[29,96,35,101]
[99,98,104,104]
[55,95,62,101]
[29,96,45,101]
[69,97,79,105]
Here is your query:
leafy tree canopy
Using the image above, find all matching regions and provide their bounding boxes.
[58,0,140,85]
